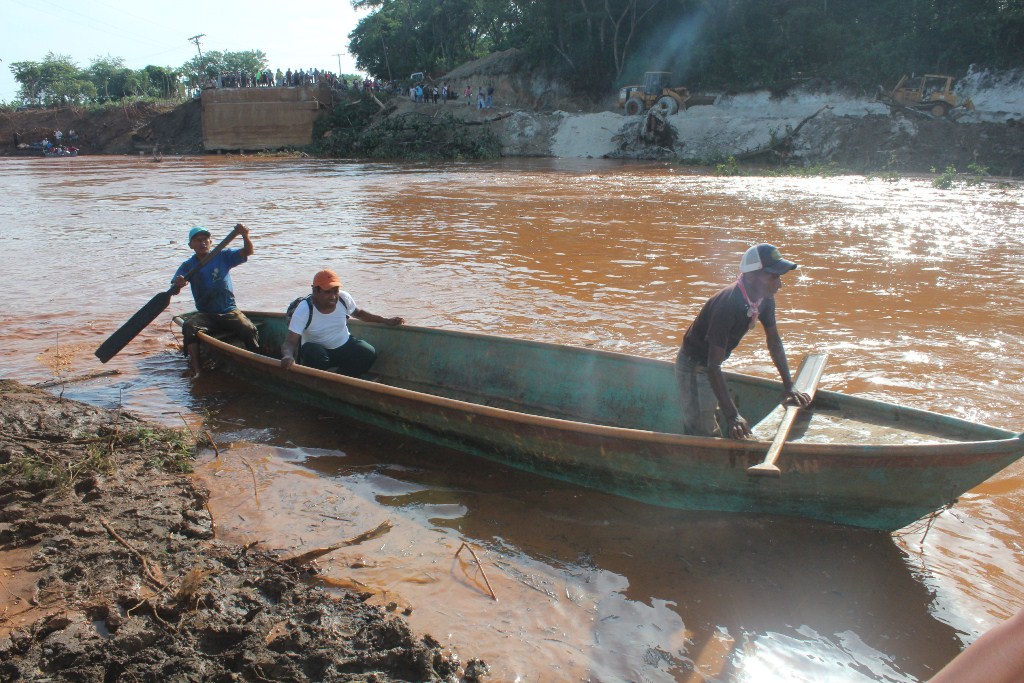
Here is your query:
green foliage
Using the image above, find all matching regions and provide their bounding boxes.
[348,0,501,81]
[0,425,195,493]
[877,151,903,182]
[928,161,994,189]
[710,157,848,178]
[314,97,500,160]
[9,52,183,106]
[134,426,196,473]
[965,161,991,185]
[312,94,381,155]
[668,0,1024,89]
[931,164,959,189]
[348,0,678,92]
[10,0,1024,109]
[89,56,151,102]
[762,161,844,177]
[179,49,269,90]
[142,65,185,100]
[714,156,740,176]
[10,53,97,106]
[346,0,1024,96]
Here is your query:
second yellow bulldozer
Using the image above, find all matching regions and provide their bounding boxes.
[883,74,974,118]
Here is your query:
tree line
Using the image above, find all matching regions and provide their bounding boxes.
[7,50,271,107]
[9,1,1023,107]
[349,0,1024,93]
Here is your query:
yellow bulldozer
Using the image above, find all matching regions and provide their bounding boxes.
[883,74,974,118]
[618,71,710,116]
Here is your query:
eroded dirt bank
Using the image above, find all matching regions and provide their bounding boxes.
[0,100,203,157]
[0,380,480,682]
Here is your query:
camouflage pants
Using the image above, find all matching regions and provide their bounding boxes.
[182,310,259,352]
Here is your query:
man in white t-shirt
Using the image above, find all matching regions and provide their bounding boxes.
[280,269,404,376]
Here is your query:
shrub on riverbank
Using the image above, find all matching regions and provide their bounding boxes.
[314,96,501,161]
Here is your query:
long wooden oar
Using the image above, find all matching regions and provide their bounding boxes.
[94,227,240,363]
[747,352,828,478]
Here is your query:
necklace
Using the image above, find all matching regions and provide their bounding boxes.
[736,276,763,328]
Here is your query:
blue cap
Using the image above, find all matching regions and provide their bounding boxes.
[188,226,211,243]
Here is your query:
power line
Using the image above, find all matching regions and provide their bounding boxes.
[10,0,178,54]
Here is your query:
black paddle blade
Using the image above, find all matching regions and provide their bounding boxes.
[94,290,173,363]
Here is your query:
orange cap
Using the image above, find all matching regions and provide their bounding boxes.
[313,269,341,289]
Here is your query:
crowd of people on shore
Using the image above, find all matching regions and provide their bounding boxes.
[200,68,497,109]
[403,82,495,108]
[205,68,383,94]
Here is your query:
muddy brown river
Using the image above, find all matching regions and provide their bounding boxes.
[2,155,1023,682]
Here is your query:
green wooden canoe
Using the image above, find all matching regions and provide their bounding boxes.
[181,311,1024,531]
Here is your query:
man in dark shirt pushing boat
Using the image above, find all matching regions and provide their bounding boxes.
[676,243,810,439]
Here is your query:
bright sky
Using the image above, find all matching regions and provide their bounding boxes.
[1,0,370,102]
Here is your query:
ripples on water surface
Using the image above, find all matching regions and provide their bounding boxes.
[2,156,1023,682]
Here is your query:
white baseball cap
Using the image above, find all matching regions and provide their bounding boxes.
[739,244,798,275]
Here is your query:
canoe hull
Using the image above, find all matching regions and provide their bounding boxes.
[191,314,1024,531]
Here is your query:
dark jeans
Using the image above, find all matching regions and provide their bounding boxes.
[183,310,259,351]
[300,337,377,376]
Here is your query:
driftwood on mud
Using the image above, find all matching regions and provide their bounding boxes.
[461,112,513,125]
[204,430,219,457]
[282,520,394,567]
[736,104,833,162]
[238,455,260,504]
[33,369,120,389]
[455,542,498,601]
[100,518,167,589]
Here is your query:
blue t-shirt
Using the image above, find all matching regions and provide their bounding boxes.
[172,248,247,314]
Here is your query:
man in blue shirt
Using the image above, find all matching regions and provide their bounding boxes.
[172,224,259,377]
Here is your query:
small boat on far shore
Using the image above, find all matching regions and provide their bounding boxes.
[177,310,1024,531]
[42,147,78,157]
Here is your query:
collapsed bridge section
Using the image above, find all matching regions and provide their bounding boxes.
[201,85,330,151]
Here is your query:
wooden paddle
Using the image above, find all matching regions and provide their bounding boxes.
[746,352,828,478]
[94,227,241,363]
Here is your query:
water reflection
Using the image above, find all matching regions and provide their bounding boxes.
[192,384,959,682]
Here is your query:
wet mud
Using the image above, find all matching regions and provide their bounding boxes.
[0,380,481,682]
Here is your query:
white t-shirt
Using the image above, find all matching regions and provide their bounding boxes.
[287,292,357,349]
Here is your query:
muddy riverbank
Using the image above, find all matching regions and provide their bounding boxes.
[3,62,1024,173]
[0,380,480,682]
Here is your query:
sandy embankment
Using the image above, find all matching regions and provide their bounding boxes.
[500,68,1024,169]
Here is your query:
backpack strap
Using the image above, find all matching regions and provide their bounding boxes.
[303,295,313,330]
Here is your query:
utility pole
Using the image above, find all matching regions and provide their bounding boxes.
[332,53,343,76]
[188,34,206,61]
[188,34,206,90]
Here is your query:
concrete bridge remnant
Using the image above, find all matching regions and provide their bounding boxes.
[201,85,330,151]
